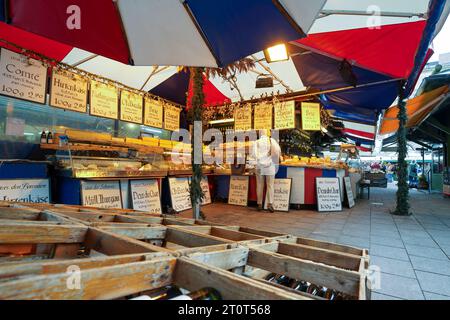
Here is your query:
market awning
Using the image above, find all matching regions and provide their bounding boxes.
[379,85,449,135]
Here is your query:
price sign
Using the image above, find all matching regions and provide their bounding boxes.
[316,177,342,212]
[90,80,119,119]
[144,97,163,128]
[274,100,295,130]
[0,48,47,104]
[120,90,143,124]
[168,177,192,212]
[130,180,162,214]
[254,103,273,130]
[344,176,355,208]
[264,178,292,212]
[200,177,212,205]
[80,181,123,209]
[164,105,181,131]
[228,175,249,206]
[301,102,321,131]
[234,104,252,131]
[0,179,50,203]
[50,69,88,113]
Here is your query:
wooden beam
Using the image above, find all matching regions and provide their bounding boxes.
[210,227,265,241]
[0,208,40,220]
[174,257,305,300]
[99,226,166,240]
[293,237,364,256]
[165,227,231,248]
[0,258,176,300]
[188,247,249,270]
[0,224,88,244]
[247,249,361,297]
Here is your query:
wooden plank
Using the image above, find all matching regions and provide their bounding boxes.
[40,212,80,224]
[0,219,64,225]
[253,278,322,300]
[238,227,286,238]
[0,224,88,244]
[114,215,163,224]
[165,227,231,248]
[89,222,151,228]
[163,218,194,226]
[0,208,40,220]
[48,211,116,222]
[99,226,166,240]
[168,225,212,234]
[277,242,362,271]
[294,237,364,256]
[176,243,238,255]
[210,227,265,241]
[174,257,306,300]
[0,258,176,299]
[83,228,172,255]
[188,247,249,270]
[247,248,361,297]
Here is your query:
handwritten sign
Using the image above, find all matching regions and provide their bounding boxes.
[264,178,292,212]
[0,48,47,104]
[274,100,295,130]
[234,104,252,131]
[344,176,355,208]
[316,177,342,212]
[254,103,273,130]
[168,177,192,212]
[164,106,181,131]
[144,97,163,128]
[0,179,50,203]
[130,180,162,214]
[50,69,88,113]
[228,175,249,206]
[120,90,143,124]
[80,180,122,209]
[90,80,119,119]
[200,177,212,205]
[301,102,321,131]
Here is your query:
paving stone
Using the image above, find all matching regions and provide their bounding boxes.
[336,235,370,248]
[373,273,424,300]
[370,235,404,248]
[401,235,439,248]
[370,255,416,278]
[410,255,450,276]
[405,244,449,261]
[416,271,450,297]
[370,245,409,261]
[423,291,450,300]
[370,292,403,300]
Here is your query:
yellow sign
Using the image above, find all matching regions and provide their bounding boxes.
[144,97,163,128]
[301,102,321,131]
[164,105,181,131]
[274,100,295,130]
[234,104,252,131]
[89,80,119,119]
[253,103,273,130]
[50,69,88,113]
[120,90,143,124]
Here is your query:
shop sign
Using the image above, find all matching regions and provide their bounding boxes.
[0,179,50,203]
[234,104,252,131]
[168,177,192,212]
[274,100,295,130]
[200,177,212,205]
[253,103,273,130]
[301,102,321,131]
[144,97,163,128]
[264,178,292,212]
[344,176,355,208]
[130,179,162,214]
[90,80,119,119]
[228,175,249,206]
[120,90,143,124]
[0,48,47,104]
[316,177,342,212]
[49,69,88,113]
[164,105,181,131]
[80,180,122,209]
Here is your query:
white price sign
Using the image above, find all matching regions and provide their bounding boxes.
[264,178,292,212]
[316,177,342,212]
[80,180,122,209]
[200,177,212,205]
[0,179,50,203]
[0,48,47,104]
[228,175,249,206]
[168,177,192,212]
[344,176,355,208]
[130,180,162,214]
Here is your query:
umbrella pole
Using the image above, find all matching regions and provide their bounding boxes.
[393,82,410,215]
[189,67,205,220]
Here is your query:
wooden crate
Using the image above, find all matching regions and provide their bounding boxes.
[0,252,305,300]
[0,207,76,225]
[187,244,370,300]
[0,223,172,264]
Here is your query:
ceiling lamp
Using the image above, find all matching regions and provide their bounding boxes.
[264,43,289,63]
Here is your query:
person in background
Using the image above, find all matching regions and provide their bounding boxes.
[251,129,282,212]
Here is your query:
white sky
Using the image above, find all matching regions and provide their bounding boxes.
[430,14,450,61]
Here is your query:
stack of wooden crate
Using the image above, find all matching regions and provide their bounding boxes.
[0,201,370,300]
